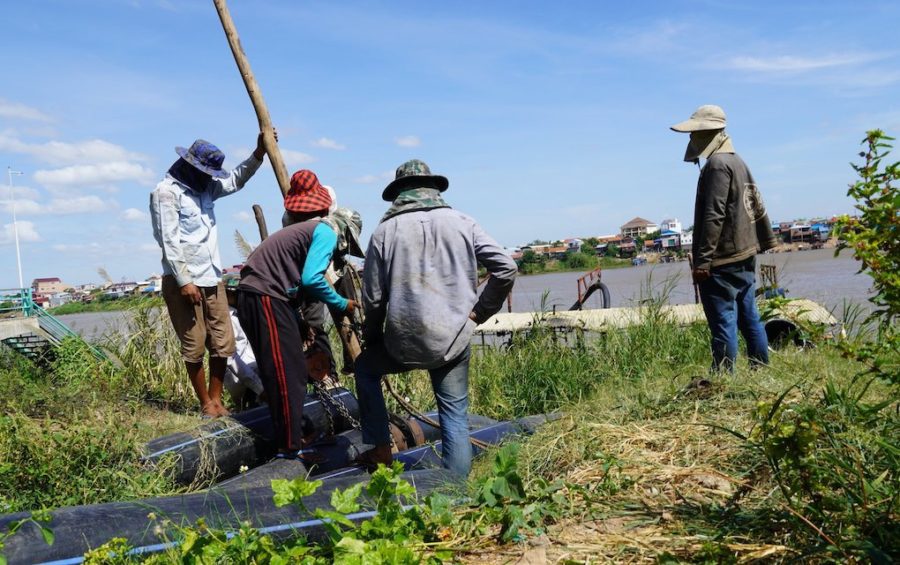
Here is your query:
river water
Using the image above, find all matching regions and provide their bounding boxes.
[507,248,873,315]
[59,249,873,340]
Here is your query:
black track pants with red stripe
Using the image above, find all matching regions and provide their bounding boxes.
[237,291,308,452]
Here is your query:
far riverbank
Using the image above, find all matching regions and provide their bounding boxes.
[58,248,872,341]
[511,247,872,315]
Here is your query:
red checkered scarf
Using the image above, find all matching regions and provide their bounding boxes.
[284,170,332,213]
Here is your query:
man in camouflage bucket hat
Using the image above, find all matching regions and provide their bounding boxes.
[671,105,778,373]
[150,131,274,418]
[355,159,517,476]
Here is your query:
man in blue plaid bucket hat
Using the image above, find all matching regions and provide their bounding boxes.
[150,130,276,418]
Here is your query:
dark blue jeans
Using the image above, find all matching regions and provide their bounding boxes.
[355,343,473,476]
[699,257,769,372]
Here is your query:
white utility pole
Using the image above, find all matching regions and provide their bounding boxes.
[7,167,25,289]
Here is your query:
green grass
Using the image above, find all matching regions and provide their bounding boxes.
[0,297,896,563]
[518,254,633,276]
[47,295,163,316]
[0,338,192,515]
[362,308,898,562]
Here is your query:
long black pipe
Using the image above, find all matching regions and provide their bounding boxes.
[0,416,550,564]
[143,388,359,485]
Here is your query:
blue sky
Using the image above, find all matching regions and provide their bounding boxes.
[1,0,898,287]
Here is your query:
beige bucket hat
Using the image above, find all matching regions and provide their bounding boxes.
[670,105,727,132]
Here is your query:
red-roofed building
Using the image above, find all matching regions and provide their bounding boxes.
[31,277,68,295]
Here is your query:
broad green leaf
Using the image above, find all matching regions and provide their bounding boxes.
[331,483,363,514]
[314,509,355,529]
[334,536,367,555]
[39,526,54,546]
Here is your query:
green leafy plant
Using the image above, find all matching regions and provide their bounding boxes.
[833,129,900,385]
[472,444,567,542]
[720,379,899,561]
[0,509,54,565]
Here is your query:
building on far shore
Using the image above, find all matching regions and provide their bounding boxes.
[620,217,659,240]
[659,218,682,234]
[32,277,69,295]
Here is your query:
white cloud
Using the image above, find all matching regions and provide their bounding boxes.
[312,137,346,150]
[122,208,148,221]
[353,172,393,184]
[233,210,253,222]
[34,161,155,187]
[0,195,113,216]
[281,149,317,167]
[0,133,149,166]
[0,99,52,123]
[0,221,41,245]
[6,186,41,201]
[727,53,883,73]
[395,135,421,147]
[0,199,45,215]
[47,196,114,214]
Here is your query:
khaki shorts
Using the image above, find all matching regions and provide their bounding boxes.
[162,276,236,363]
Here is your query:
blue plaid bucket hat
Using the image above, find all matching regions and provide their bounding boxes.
[175,139,229,179]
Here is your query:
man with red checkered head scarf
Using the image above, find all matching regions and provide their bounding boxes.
[236,169,360,459]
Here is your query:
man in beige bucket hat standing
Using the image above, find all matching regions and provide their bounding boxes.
[671,105,778,372]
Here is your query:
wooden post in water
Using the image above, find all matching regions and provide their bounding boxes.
[213,0,290,196]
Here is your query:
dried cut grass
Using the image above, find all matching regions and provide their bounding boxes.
[457,343,890,563]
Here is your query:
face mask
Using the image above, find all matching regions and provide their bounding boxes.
[684,130,728,163]
[170,159,212,190]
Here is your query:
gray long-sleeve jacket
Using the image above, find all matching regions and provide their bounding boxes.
[692,152,778,271]
[362,207,517,369]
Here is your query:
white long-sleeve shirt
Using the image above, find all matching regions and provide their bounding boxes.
[226,306,264,396]
[149,155,262,287]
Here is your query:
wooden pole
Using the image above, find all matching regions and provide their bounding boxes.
[252,204,268,241]
[329,267,363,361]
[214,0,364,364]
[687,252,700,304]
[213,0,291,196]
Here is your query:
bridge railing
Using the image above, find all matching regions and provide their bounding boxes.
[0,288,34,317]
[0,288,106,360]
[34,307,75,345]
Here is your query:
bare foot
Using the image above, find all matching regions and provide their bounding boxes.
[212,400,231,418]
[201,401,221,418]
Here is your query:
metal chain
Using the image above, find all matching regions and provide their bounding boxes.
[311,378,360,432]
[310,379,336,436]
[383,376,491,451]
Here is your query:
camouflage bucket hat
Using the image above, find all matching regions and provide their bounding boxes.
[175,139,229,179]
[329,207,364,258]
[381,159,449,201]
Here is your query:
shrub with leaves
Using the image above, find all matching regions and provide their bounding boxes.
[731,379,899,561]
[470,444,568,542]
[833,129,900,385]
